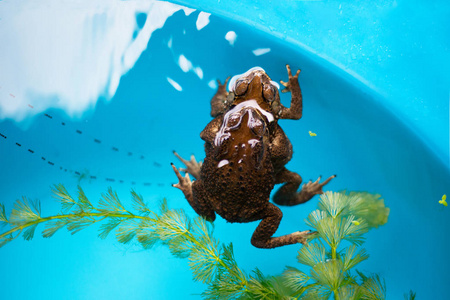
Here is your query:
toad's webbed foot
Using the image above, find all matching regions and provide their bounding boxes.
[277,65,302,120]
[300,175,336,200]
[171,163,193,200]
[251,203,316,248]
[173,151,202,180]
[273,168,336,206]
[171,163,216,221]
[280,65,301,93]
[210,77,232,117]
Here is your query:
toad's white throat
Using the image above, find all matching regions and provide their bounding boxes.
[214,100,274,147]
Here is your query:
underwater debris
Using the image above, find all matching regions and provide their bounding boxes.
[439,194,447,207]
[1,131,160,187]
[0,187,403,299]
[308,131,317,137]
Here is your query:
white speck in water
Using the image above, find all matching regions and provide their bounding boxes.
[168,36,173,48]
[194,67,203,79]
[208,79,218,89]
[225,31,237,46]
[252,48,271,56]
[218,160,229,168]
[167,77,182,91]
[196,12,211,30]
[178,54,192,72]
[177,54,203,79]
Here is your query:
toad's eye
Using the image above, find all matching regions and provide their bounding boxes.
[227,113,242,128]
[235,80,249,96]
[250,118,265,136]
[263,84,276,102]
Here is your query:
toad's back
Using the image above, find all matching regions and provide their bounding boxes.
[200,102,274,222]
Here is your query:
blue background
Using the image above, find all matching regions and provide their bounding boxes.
[1,1,449,299]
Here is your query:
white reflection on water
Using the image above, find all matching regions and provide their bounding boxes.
[0,0,194,121]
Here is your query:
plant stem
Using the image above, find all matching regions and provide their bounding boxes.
[331,245,337,260]
[0,212,150,240]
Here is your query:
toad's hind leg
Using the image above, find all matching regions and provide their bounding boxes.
[273,168,336,206]
[251,203,313,248]
[171,164,215,221]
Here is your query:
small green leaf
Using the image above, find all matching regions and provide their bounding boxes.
[116,219,138,244]
[0,203,8,227]
[137,219,159,249]
[283,266,310,290]
[311,259,345,293]
[10,197,41,225]
[98,188,126,213]
[297,242,327,267]
[342,245,369,272]
[77,186,93,211]
[52,184,77,213]
[131,190,151,215]
[42,219,69,238]
[189,243,221,283]
[360,274,386,300]
[98,218,122,239]
[23,223,38,241]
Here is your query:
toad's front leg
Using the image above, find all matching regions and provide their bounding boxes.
[277,65,302,120]
[210,77,232,117]
[173,151,202,180]
[251,203,314,248]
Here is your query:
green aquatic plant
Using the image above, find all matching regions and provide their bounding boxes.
[0,186,397,299]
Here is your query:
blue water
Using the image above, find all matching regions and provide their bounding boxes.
[1,7,449,300]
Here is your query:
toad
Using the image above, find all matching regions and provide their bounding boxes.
[172,65,335,248]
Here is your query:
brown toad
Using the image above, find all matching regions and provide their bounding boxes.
[172,65,335,248]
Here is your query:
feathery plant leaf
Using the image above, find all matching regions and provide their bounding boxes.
[360,273,386,300]
[98,218,122,239]
[66,216,96,235]
[131,190,151,215]
[116,219,138,244]
[318,192,349,218]
[297,242,326,267]
[9,197,41,225]
[136,219,159,250]
[98,188,127,213]
[0,203,8,226]
[310,259,345,293]
[301,284,332,300]
[43,219,69,238]
[283,266,310,290]
[77,186,93,211]
[189,240,221,283]
[336,284,363,300]
[52,184,77,213]
[244,268,281,299]
[23,223,39,241]
[156,209,191,242]
[342,244,369,272]
[347,192,390,228]
[404,290,417,300]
